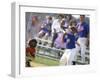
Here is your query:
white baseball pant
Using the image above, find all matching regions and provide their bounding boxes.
[77,37,87,62]
[60,48,76,65]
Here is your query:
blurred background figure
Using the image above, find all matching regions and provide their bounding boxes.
[76,15,89,63]
[26,15,40,45]
[38,16,53,40]
[51,14,65,47]
[54,31,66,49]
[60,18,68,31]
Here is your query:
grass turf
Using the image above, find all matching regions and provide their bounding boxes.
[34,55,59,66]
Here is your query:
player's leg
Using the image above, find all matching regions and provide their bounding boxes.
[75,43,80,53]
[65,49,72,65]
[80,38,87,63]
[44,32,49,40]
[38,30,45,38]
[38,30,45,44]
[42,32,49,45]
[68,48,77,65]
[75,44,80,61]
[51,32,58,47]
[59,50,68,65]
[26,57,32,67]
[78,38,87,63]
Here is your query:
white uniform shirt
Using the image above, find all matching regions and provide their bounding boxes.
[51,19,62,33]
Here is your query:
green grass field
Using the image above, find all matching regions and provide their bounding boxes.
[27,55,59,66]
[34,55,59,66]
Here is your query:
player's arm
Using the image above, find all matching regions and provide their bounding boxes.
[75,41,80,47]
[62,32,67,43]
[26,48,32,56]
[62,33,70,44]
[67,39,70,44]
[75,34,80,46]
[76,23,84,32]
[26,52,31,57]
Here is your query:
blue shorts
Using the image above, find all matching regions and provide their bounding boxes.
[41,28,51,36]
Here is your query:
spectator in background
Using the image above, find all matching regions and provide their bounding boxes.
[51,14,65,47]
[26,16,40,44]
[76,15,89,63]
[38,16,53,40]
[65,14,76,26]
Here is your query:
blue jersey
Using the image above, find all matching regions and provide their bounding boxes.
[42,20,52,32]
[64,32,76,49]
[77,22,89,37]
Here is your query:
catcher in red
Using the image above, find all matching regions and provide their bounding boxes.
[26,39,37,58]
[26,39,37,67]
